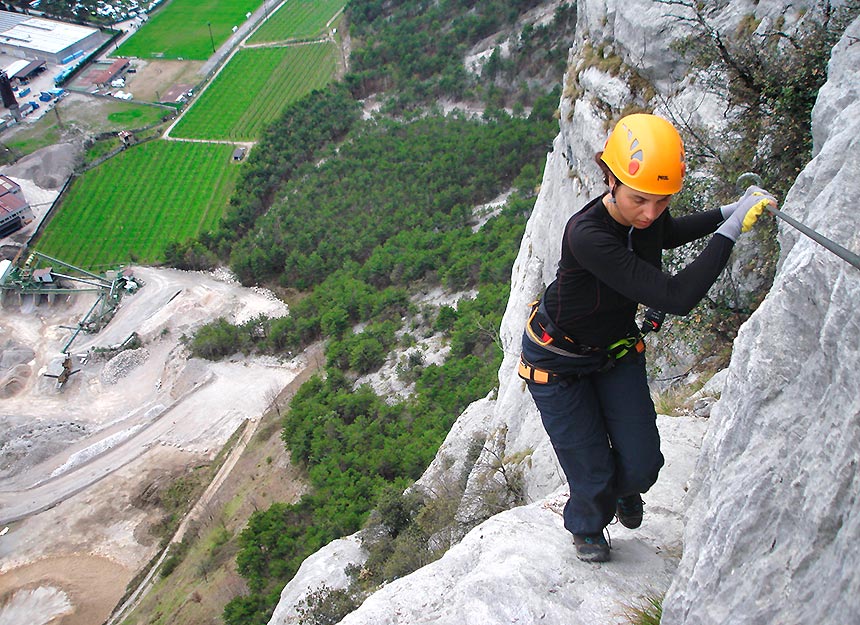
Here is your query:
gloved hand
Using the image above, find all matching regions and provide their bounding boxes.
[720,185,773,220]
[716,187,777,242]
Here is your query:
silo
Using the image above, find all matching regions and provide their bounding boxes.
[0,71,20,120]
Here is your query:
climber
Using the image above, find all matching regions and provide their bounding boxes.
[519,113,777,563]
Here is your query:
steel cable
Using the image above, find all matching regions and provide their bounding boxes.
[736,172,860,270]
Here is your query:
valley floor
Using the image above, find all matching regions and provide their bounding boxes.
[0,263,311,624]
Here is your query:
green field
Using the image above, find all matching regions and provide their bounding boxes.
[170,43,336,141]
[36,141,241,269]
[248,0,345,44]
[116,0,261,60]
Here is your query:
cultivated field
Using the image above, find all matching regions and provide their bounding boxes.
[116,0,262,60]
[36,141,241,269]
[248,0,346,44]
[169,43,337,141]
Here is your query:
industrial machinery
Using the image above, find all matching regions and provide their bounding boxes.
[43,353,81,389]
[0,250,140,357]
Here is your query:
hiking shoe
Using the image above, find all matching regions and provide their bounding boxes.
[616,494,643,529]
[573,533,610,562]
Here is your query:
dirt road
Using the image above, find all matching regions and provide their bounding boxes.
[0,265,306,624]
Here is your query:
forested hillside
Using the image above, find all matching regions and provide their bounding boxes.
[207,100,557,625]
[348,0,575,111]
[172,3,572,624]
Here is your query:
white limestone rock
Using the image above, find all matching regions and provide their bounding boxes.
[336,415,708,625]
[267,536,366,625]
[661,16,860,625]
[577,66,632,110]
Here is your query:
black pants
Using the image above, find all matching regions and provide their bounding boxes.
[522,333,664,535]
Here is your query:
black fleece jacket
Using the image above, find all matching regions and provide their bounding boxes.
[542,194,734,347]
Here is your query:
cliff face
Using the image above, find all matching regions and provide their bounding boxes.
[662,16,860,624]
[268,2,860,624]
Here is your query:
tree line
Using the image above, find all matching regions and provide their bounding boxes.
[169,2,568,622]
[202,105,555,623]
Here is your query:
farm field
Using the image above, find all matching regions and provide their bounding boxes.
[36,141,241,269]
[116,0,262,60]
[248,0,346,44]
[170,43,337,141]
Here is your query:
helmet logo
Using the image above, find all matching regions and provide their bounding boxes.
[626,131,643,176]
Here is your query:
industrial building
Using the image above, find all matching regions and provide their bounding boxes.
[88,58,129,87]
[0,10,103,64]
[0,175,34,237]
[3,57,47,83]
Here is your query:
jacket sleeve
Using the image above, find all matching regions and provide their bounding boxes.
[571,223,735,315]
[662,207,725,248]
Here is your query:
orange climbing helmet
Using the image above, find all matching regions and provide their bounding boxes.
[600,113,686,195]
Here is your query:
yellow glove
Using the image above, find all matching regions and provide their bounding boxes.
[717,189,777,241]
[741,195,773,232]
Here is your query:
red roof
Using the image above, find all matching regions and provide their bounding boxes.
[0,175,27,219]
[0,174,20,196]
[88,59,129,85]
[0,190,27,216]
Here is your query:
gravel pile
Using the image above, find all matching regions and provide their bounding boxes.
[100,348,150,385]
[0,417,89,479]
[3,141,83,190]
[209,267,238,283]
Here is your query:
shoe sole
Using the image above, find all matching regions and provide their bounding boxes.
[617,516,642,529]
[576,551,610,563]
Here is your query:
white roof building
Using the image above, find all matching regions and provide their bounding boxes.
[3,58,29,76]
[0,11,104,64]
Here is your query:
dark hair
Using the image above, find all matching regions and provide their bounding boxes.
[594,152,620,189]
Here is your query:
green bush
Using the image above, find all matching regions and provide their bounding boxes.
[374,484,422,537]
[159,539,191,578]
[296,584,361,625]
[188,318,245,359]
[160,552,182,578]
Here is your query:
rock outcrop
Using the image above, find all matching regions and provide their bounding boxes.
[661,16,860,624]
[333,416,707,625]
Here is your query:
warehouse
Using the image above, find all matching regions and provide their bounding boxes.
[0,175,33,238]
[0,10,103,64]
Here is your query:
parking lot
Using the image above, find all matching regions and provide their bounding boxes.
[1,17,144,126]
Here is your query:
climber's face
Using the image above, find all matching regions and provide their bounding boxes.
[605,179,672,229]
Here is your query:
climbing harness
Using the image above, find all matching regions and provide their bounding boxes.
[517,357,560,385]
[524,299,603,356]
[640,307,666,333]
[605,307,665,359]
[519,302,665,384]
[605,335,645,360]
[736,172,860,271]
